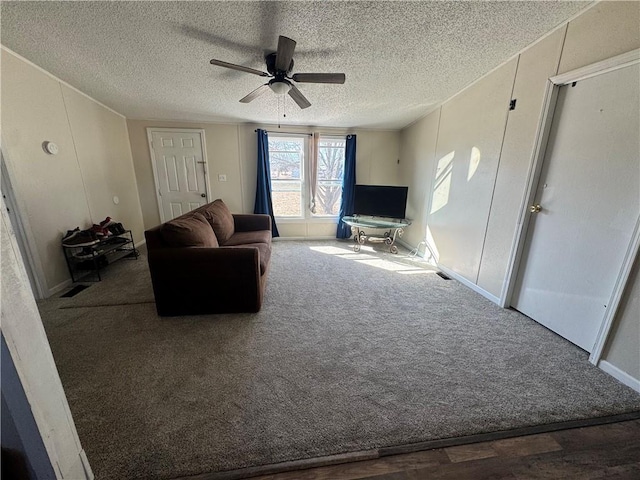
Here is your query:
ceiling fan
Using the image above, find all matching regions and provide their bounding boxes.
[209,35,345,109]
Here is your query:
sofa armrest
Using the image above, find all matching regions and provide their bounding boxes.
[147,247,262,315]
[233,214,271,233]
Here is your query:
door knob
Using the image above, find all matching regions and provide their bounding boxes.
[201,193,206,198]
[529,204,542,213]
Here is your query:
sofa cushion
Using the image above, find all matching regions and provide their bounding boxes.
[223,230,272,246]
[199,199,235,244]
[221,243,271,275]
[161,212,219,248]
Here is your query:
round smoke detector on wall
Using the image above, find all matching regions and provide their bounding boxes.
[42,141,59,155]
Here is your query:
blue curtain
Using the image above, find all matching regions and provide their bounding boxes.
[337,134,357,239]
[254,129,280,237]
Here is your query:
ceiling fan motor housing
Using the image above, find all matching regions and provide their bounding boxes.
[265,52,293,77]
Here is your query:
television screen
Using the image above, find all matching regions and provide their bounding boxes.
[353,185,408,219]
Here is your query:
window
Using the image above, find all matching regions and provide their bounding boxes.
[267,134,346,218]
[313,137,345,216]
[268,136,305,217]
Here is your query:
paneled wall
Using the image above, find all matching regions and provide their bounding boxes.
[398,109,440,250]
[398,1,640,382]
[1,48,144,296]
[477,27,566,297]
[428,57,517,283]
[127,120,400,238]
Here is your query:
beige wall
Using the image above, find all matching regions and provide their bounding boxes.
[1,48,143,296]
[558,1,640,75]
[428,57,518,283]
[127,119,400,238]
[398,1,640,383]
[60,85,144,245]
[603,255,640,380]
[398,109,441,251]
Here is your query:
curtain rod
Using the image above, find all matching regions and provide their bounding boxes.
[255,129,312,136]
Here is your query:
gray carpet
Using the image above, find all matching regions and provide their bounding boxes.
[39,240,640,480]
[59,252,154,307]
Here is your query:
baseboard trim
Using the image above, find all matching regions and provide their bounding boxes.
[273,236,339,241]
[396,238,419,254]
[48,278,73,297]
[170,411,640,480]
[437,265,501,305]
[135,239,147,249]
[598,360,640,393]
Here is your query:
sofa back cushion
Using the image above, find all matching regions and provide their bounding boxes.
[161,212,219,248]
[199,199,235,244]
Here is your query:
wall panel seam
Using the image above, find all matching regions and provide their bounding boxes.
[476,57,520,285]
[59,83,94,222]
[421,107,443,250]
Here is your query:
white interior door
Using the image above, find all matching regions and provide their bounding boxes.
[148,129,210,222]
[512,64,640,352]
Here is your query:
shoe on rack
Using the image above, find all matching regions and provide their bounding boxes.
[90,224,111,237]
[74,247,95,258]
[62,229,99,247]
[62,227,81,242]
[107,222,126,235]
[99,216,114,228]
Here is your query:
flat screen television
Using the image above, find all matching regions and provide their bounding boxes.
[353,185,408,219]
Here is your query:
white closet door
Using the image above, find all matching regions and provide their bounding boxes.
[512,64,640,352]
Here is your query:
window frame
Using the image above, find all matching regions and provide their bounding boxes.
[266,133,347,221]
[267,134,308,221]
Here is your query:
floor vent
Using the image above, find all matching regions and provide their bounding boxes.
[60,285,89,298]
[436,271,451,280]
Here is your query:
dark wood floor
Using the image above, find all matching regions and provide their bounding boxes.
[252,419,640,480]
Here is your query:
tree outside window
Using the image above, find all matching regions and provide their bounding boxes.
[314,137,345,216]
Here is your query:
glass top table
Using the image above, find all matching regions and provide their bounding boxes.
[341,216,412,254]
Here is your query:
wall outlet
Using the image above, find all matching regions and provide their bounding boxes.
[218,174,227,182]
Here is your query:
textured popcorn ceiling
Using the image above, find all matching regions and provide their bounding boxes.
[1,1,590,129]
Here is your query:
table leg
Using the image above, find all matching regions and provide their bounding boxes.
[387,227,405,254]
[352,226,366,252]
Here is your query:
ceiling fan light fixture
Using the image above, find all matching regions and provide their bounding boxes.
[269,81,291,95]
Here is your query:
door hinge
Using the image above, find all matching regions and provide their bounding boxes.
[509,99,517,111]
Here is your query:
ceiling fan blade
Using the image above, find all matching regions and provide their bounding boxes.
[292,73,346,84]
[210,59,269,77]
[275,35,296,72]
[288,84,311,109]
[240,84,270,103]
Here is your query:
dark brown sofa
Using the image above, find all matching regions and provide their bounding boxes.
[144,199,272,316]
